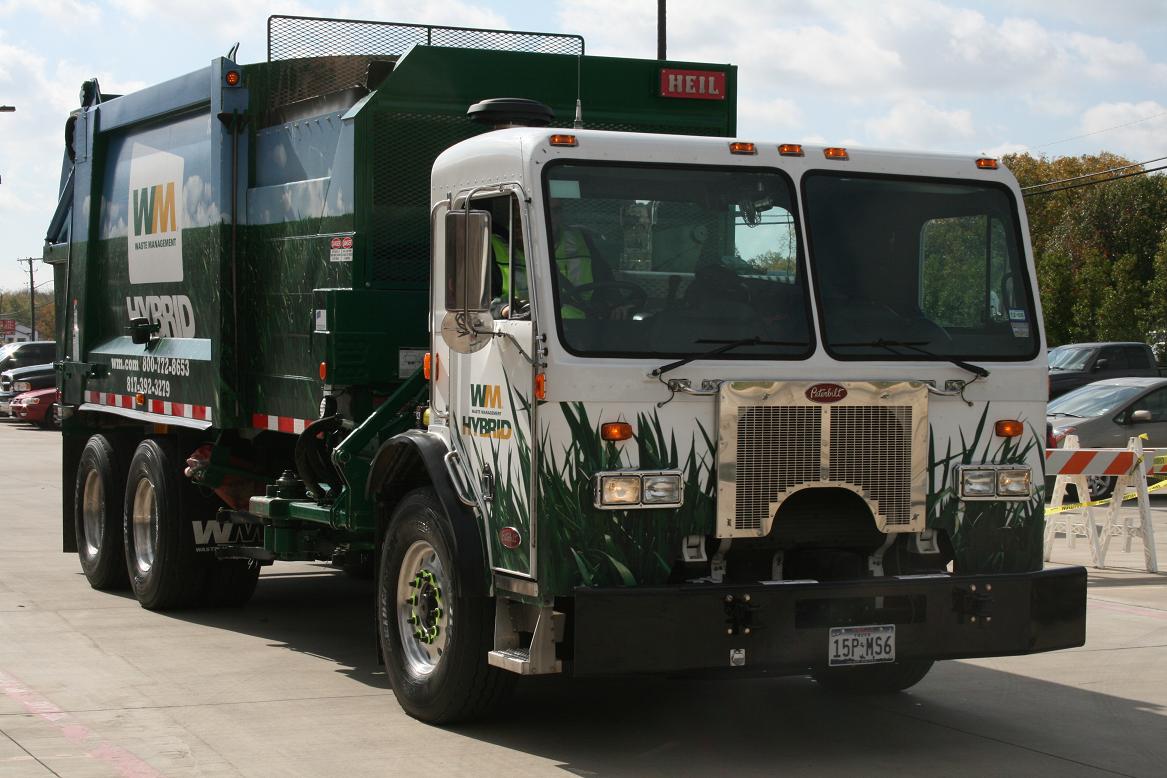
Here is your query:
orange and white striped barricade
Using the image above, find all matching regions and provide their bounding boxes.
[1099,436,1159,573]
[1044,434,1107,566]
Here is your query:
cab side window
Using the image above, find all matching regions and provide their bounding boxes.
[1129,388,1167,422]
[1098,346,1128,370]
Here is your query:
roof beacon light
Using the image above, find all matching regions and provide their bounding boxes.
[778,144,804,157]
[224,70,241,87]
[729,141,757,155]
[976,157,999,170]
[549,134,578,147]
[823,147,849,160]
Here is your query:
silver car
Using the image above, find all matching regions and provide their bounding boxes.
[1047,376,1167,499]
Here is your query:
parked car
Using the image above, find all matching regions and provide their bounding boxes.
[0,363,56,416]
[1046,376,1167,499]
[10,387,59,428]
[1048,341,1163,399]
[0,341,56,373]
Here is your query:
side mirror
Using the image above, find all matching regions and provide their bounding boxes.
[1130,409,1152,423]
[444,209,492,313]
[1093,358,1108,371]
[127,316,160,345]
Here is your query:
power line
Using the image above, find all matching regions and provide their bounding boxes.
[1032,109,1167,150]
[1021,155,1167,192]
[1023,163,1167,198]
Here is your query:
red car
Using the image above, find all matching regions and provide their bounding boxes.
[11,387,59,428]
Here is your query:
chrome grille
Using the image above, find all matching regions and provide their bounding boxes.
[828,406,913,526]
[717,380,927,538]
[735,406,821,530]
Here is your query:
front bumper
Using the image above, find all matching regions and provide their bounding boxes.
[572,566,1085,676]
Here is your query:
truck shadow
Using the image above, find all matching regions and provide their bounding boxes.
[164,565,1167,777]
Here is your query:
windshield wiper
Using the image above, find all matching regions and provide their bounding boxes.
[833,339,990,378]
[650,337,805,378]
[1049,412,1082,418]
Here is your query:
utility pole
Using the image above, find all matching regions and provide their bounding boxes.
[0,105,12,186]
[17,257,35,340]
[657,0,666,60]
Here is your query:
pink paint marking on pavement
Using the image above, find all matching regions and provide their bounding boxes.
[0,669,161,778]
[1089,597,1167,621]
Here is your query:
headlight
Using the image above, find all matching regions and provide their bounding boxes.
[26,397,41,405]
[997,468,1031,497]
[594,471,685,509]
[960,469,996,498]
[600,476,641,505]
[957,465,1033,500]
[642,474,682,504]
[13,381,31,391]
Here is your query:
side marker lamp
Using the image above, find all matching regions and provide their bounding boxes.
[823,147,849,160]
[994,419,1024,438]
[549,134,578,147]
[976,158,999,170]
[729,141,757,155]
[778,144,804,156]
[601,422,633,441]
[224,70,241,87]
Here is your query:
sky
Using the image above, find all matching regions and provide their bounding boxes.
[1,0,1165,291]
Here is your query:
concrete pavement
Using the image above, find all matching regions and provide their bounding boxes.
[0,418,1165,777]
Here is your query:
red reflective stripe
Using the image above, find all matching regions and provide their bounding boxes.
[172,403,186,417]
[192,405,207,421]
[277,416,294,434]
[1063,451,1096,474]
[251,413,266,428]
[1103,452,1136,475]
[150,399,164,414]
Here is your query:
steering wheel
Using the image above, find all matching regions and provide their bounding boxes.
[562,281,647,318]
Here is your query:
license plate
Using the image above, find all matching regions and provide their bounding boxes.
[828,624,895,666]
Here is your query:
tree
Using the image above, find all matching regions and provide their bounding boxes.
[0,288,56,341]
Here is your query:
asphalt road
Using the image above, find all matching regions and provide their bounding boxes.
[1,418,1165,777]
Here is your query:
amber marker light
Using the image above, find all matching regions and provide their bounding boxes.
[549,134,577,147]
[423,352,432,380]
[778,144,804,157]
[224,70,241,87]
[823,147,849,160]
[976,158,999,170]
[319,362,328,381]
[534,373,547,400]
[995,419,1024,438]
[134,393,146,407]
[729,141,757,155]
[601,422,634,441]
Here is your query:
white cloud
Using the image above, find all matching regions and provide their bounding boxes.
[0,0,100,24]
[865,98,976,150]
[1078,101,1167,162]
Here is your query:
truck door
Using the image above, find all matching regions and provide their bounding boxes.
[446,191,537,580]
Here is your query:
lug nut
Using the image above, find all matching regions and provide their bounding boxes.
[726,627,733,636]
[725,595,734,603]
[743,594,751,603]
[743,627,751,635]
[970,615,977,623]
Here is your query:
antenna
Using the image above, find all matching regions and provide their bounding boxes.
[574,50,583,130]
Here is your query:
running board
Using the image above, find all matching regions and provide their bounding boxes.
[490,602,563,675]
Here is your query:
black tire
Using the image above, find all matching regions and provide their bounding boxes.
[813,659,934,694]
[123,438,206,610]
[1086,475,1116,501]
[202,560,261,607]
[39,405,59,430]
[74,434,129,590]
[377,488,514,724]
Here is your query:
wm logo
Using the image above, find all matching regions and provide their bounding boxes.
[470,383,502,409]
[133,182,178,237]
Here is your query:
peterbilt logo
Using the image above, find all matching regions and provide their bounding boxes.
[806,384,847,403]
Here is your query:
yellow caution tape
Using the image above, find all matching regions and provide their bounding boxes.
[1044,476,1167,515]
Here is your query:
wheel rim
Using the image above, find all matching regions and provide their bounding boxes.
[81,470,104,558]
[1087,475,1111,499]
[395,540,451,676]
[130,478,158,575]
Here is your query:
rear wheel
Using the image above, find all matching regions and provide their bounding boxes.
[74,434,129,590]
[1086,475,1116,501]
[377,488,513,723]
[123,438,206,609]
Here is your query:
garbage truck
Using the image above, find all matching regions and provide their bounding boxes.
[45,16,1086,724]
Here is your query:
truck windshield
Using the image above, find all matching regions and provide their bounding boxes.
[803,173,1038,361]
[543,163,813,360]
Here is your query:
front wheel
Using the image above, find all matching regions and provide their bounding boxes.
[377,488,513,724]
[813,659,934,693]
[1086,475,1116,501]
